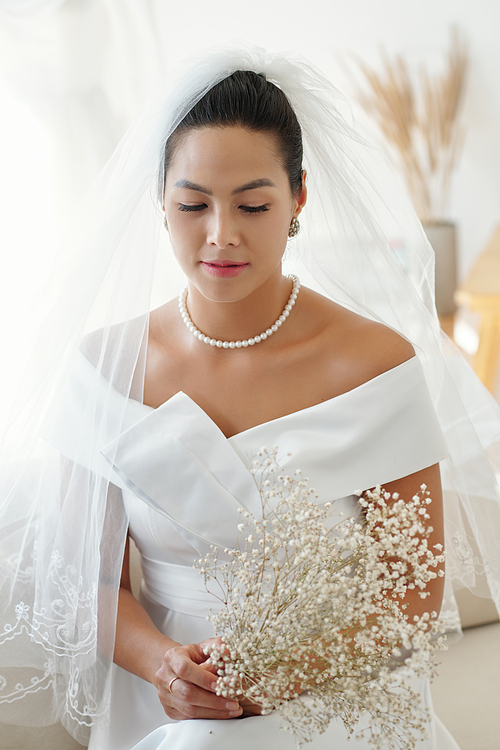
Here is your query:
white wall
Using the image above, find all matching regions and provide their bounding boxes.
[1,0,498,307]
[150,0,500,279]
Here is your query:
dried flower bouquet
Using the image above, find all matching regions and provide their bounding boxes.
[197,448,446,749]
[350,28,468,222]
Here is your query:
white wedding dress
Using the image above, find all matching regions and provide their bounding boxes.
[60,353,460,750]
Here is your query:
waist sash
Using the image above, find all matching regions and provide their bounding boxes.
[140,556,224,618]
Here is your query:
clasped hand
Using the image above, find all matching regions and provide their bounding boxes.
[154,637,246,721]
[156,636,307,721]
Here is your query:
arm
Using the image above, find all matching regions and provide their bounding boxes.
[113,536,242,720]
[375,462,445,622]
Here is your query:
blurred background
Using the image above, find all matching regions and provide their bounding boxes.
[0,2,498,748]
[1,0,500,395]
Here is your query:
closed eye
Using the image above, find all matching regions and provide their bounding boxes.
[241,205,269,213]
[178,203,206,212]
[177,203,269,214]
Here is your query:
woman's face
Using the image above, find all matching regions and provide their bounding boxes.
[163,126,306,303]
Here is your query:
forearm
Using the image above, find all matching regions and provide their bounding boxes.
[369,463,445,626]
[394,577,444,623]
[113,586,179,685]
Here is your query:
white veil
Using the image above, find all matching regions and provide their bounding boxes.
[1,44,499,744]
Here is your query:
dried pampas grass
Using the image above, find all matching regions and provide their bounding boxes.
[350,28,468,222]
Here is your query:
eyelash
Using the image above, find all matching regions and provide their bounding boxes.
[178,204,205,212]
[177,204,269,214]
[243,205,269,213]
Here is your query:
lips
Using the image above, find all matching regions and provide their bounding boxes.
[204,260,247,267]
[201,260,249,278]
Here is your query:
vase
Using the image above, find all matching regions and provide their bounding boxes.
[422,221,457,317]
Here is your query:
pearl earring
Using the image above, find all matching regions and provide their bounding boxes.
[288,217,300,238]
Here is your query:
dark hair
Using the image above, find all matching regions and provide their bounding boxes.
[163,70,303,195]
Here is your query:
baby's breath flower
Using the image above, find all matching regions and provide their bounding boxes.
[196,447,446,750]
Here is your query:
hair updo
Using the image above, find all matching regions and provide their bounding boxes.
[163,70,303,196]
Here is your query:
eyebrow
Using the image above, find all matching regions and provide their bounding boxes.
[174,178,276,195]
[232,178,276,194]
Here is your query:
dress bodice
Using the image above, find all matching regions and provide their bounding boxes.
[53,351,453,750]
[47,350,447,573]
[97,355,447,568]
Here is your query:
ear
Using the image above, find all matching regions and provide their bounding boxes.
[293,170,307,218]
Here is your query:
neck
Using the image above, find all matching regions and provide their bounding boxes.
[184,272,294,344]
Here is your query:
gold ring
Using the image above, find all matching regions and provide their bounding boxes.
[168,676,181,695]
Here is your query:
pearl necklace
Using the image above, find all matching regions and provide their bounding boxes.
[178,275,300,349]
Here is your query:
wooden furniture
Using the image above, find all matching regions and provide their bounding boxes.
[439,314,455,339]
[455,225,500,392]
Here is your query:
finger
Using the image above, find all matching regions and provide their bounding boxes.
[199,659,218,674]
[164,680,242,720]
[174,704,243,720]
[238,698,263,716]
[165,647,221,693]
[163,678,241,714]
[159,705,242,722]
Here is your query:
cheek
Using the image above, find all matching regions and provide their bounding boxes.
[168,214,204,250]
[265,210,293,242]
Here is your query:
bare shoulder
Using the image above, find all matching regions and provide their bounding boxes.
[79,316,148,395]
[78,303,181,404]
[340,306,415,373]
[299,288,415,395]
[80,316,147,364]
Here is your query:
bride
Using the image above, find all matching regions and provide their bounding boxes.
[1,47,499,750]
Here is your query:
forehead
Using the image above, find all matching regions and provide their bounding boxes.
[165,126,287,188]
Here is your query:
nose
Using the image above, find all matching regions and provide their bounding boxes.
[206,209,240,249]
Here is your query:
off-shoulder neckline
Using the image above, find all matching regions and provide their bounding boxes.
[153,356,419,441]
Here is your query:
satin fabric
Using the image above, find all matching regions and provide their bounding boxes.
[83,354,457,749]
